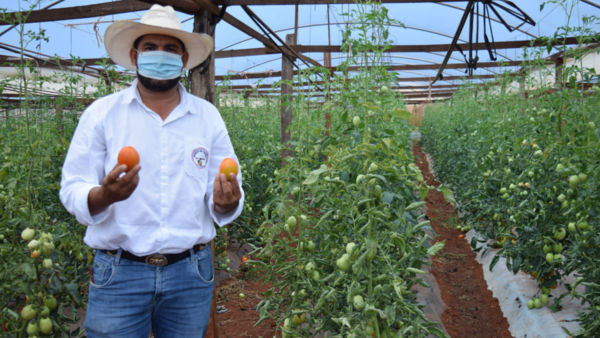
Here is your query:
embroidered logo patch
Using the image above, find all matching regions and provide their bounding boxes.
[191,147,209,169]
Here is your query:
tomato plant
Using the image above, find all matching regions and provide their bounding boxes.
[420,3,600,335]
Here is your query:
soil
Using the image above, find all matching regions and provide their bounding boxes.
[214,275,278,338]
[412,144,514,338]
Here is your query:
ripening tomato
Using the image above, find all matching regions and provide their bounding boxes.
[117,146,140,172]
[219,158,238,182]
[242,255,248,263]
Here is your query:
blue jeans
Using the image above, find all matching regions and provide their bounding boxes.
[85,246,214,338]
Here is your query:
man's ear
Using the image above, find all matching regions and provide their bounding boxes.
[129,48,137,67]
[182,51,190,69]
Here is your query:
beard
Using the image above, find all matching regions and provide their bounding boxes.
[136,71,181,92]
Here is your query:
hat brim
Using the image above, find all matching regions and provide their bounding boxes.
[104,21,214,71]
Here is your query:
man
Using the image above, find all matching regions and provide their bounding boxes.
[59,5,243,337]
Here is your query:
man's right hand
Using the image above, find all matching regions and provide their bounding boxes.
[88,164,141,216]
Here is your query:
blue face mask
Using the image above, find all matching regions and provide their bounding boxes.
[136,50,183,80]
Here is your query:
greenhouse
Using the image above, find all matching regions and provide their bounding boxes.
[1,0,599,337]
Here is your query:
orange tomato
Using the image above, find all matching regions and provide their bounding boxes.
[30,250,40,259]
[458,235,465,239]
[551,283,558,289]
[525,182,530,189]
[242,255,249,263]
[531,271,538,279]
[118,146,140,172]
[219,158,239,182]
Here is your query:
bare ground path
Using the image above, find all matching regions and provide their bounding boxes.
[412,144,513,338]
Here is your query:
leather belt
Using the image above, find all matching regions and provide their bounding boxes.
[101,243,207,267]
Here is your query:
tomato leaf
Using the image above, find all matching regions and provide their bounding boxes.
[302,165,328,185]
[436,185,457,206]
[419,183,429,201]
[405,201,426,212]
[391,107,412,120]
[21,262,36,280]
[426,241,445,256]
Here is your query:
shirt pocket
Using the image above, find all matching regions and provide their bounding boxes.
[184,136,211,178]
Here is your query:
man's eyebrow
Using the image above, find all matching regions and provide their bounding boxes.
[164,43,181,49]
[141,42,157,48]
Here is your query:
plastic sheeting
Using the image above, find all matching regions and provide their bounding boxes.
[464,230,587,338]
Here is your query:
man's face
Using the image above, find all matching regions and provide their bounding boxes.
[129,34,189,92]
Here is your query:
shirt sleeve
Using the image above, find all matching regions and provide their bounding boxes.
[205,107,245,227]
[59,103,112,226]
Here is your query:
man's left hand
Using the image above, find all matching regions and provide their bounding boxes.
[213,173,242,214]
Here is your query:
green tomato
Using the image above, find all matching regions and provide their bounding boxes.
[356,175,365,184]
[568,222,577,232]
[381,86,389,93]
[366,325,374,336]
[27,322,39,335]
[346,242,357,256]
[540,294,549,305]
[588,121,596,129]
[578,221,589,231]
[311,270,321,282]
[509,184,517,190]
[561,200,569,209]
[38,306,50,317]
[542,287,551,295]
[353,295,365,310]
[353,116,361,127]
[306,241,316,253]
[42,258,53,269]
[39,317,52,334]
[554,228,566,240]
[578,173,588,183]
[543,245,552,254]
[287,216,297,228]
[21,305,38,320]
[527,299,534,309]
[554,254,562,262]
[534,298,542,309]
[553,243,563,253]
[21,228,35,241]
[336,254,350,271]
[368,162,379,173]
[557,194,566,203]
[528,171,534,178]
[569,175,579,188]
[546,252,555,264]
[305,262,315,272]
[76,252,84,262]
[499,188,507,194]
[45,297,57,310]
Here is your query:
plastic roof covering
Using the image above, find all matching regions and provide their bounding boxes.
[1,0,599,88]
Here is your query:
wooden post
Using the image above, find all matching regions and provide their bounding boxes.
[294,3,299,45]
[281,34,295,168]
[191,11,216,103]
[324,52,331,137]
[555,57,564,91]
[190,10,219,338]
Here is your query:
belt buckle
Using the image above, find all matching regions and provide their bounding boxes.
[145,254,168,267]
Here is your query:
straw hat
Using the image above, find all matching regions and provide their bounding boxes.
[104,5,213,71]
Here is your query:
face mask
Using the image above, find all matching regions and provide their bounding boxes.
[136,50,183,80]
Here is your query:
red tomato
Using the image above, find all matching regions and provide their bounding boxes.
[219,158,239,182]
[117,146,140,172]
[458,235,465,239]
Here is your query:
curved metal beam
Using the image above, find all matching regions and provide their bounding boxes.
[437,2,538,39]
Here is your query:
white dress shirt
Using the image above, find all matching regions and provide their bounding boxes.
[60,80,244,256]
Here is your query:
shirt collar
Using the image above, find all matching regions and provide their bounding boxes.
[121,79,195,115]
